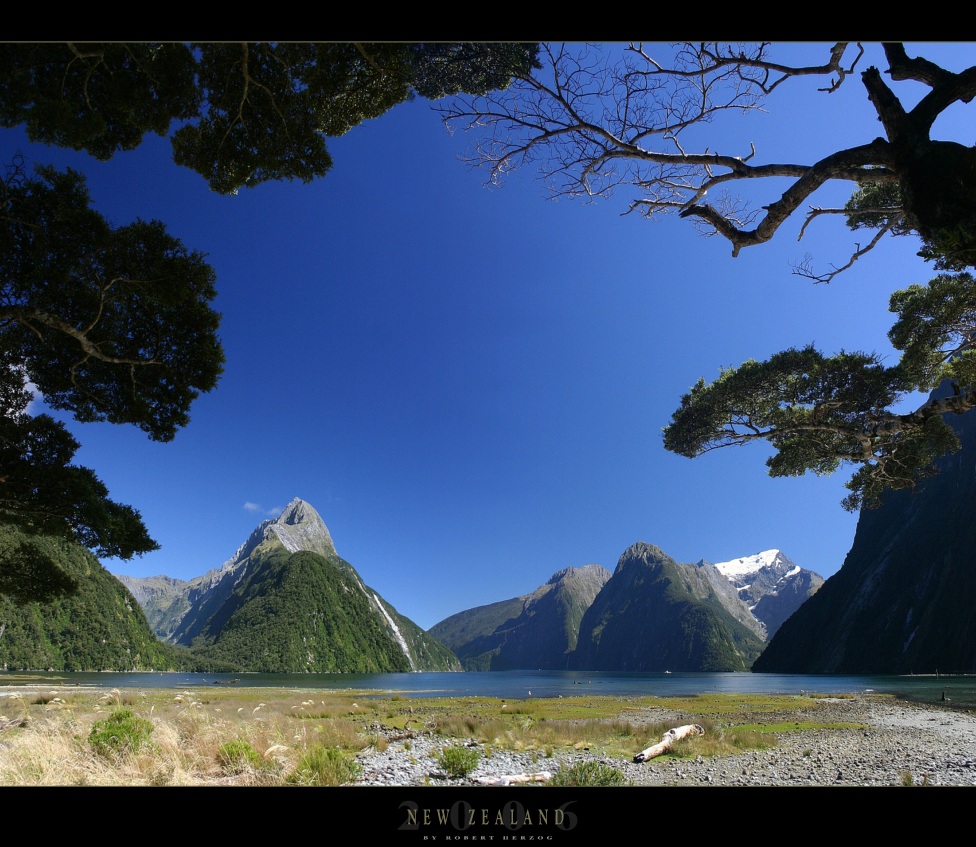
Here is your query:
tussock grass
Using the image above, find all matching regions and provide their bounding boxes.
[287,745,361,786]
[88,708,155,760]
[550,760,629,786]
[0,687,859,785]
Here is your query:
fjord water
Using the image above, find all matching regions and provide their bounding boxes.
[2,670,974,710]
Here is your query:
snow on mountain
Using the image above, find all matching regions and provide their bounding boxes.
[713,550,794,580]
[704,549,825,641]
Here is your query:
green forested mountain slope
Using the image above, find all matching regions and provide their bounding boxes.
[0,526,180,671]
[183,544,457,672]
[119,499,461,672]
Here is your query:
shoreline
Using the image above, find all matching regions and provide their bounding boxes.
[3,684,974,787]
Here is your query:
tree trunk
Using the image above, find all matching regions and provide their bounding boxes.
[633,724,704,762]
[898,140,976,268]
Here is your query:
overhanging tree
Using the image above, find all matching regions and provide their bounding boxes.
[0,157,224,601]
[443,42,976,506]
[442,42,976,270]
[0,42,540,194]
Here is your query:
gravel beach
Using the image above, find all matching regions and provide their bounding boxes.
[353,694,976,788]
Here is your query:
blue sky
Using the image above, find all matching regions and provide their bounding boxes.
[6,42,974,630]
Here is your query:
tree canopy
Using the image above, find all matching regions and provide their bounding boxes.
[0,42,540,194]
[0,157,224,599]
[443,42,976,507]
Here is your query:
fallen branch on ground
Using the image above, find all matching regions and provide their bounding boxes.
[633,724,705,763]
[474,771,553,785]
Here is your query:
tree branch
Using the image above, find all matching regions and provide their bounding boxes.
[792,223,894,283]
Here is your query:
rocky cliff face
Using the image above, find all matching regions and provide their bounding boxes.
[569,543,766,672]
[117,498,460,672]
[754,385,976,674]
[429,564,611,670]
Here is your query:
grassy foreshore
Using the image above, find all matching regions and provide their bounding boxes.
[0,683,941,787]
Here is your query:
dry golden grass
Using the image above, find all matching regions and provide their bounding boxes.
[0,687,373,786]
[0,687,857,785]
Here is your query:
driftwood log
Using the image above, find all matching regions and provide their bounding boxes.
[474,771,553,786]
[633,724,704,763]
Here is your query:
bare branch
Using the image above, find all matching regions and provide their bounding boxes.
[797,204,902,241]
[444,42,976,276]
[442,44,910,264]
[791,223,894,283]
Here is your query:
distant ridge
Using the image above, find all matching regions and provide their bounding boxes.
[429,564,611,670]
[429,544,822,672]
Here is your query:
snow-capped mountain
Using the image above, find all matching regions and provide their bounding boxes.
[709,549,824,639]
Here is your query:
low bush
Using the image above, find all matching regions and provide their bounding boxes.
[88,708,154,760]
[288,745,361,786]
[217,739,262,774]
[437,744,481,778]
[550,760,628,787]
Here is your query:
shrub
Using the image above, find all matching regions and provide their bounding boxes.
[437,744,481,778]
[288,745,362,786]
[550,760,628,787]
[88,708,154,760]
[217,739,262,774]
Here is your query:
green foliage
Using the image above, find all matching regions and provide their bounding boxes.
[217,739,262,774]
[1,161,223,441]
[88,708,154,759]
[550,760,628,787]
[287,745,361,786]
[888,273,976,388]
[0,42,539,195]
[0,525,182,670]
[664,272,976,509]
[436,744,481,778]
[0,158,223,589]
[0,43,199,159]
[407,43,541,100]
[845,181,911,235]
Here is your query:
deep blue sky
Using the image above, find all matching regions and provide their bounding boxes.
[6,42,973,629]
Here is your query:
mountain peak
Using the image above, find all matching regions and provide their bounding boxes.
[267,498,336,557]
[616,542,671,572]
[712,549,795,579]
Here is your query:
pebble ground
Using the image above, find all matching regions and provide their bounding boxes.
[352,695,976,787]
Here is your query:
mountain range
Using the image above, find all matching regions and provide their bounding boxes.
[0,495,827,675]
[429,564,612,670]
[431,543,822,671]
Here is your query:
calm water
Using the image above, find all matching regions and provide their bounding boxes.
[2,669,974,710]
